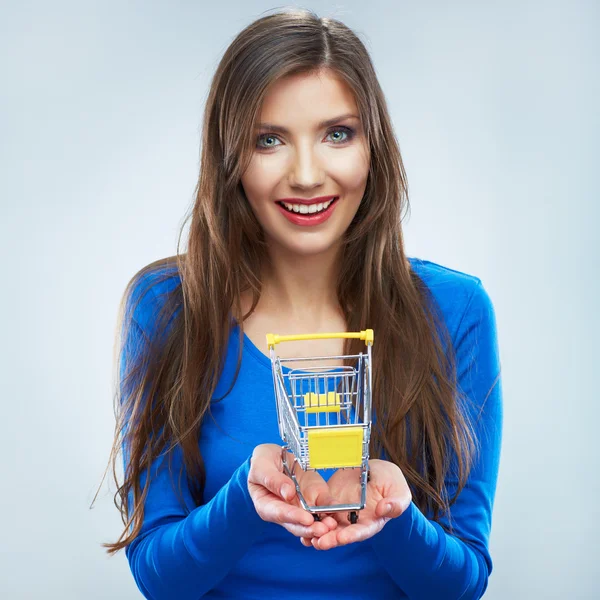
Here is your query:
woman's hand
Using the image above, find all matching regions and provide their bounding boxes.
[247,444,338,541]
[301,459,412,550]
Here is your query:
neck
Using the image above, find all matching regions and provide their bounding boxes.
[260,241,344,326]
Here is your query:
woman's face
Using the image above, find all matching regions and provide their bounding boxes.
[240,69,370,259]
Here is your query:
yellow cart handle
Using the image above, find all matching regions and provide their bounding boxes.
[266,329,373,349]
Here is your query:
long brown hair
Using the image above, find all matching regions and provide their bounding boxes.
[96,7,492,554]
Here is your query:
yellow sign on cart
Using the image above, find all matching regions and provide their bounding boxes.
[304,391,341,413]
[307,427,364,469]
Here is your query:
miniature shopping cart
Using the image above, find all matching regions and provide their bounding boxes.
[266,330,374,524]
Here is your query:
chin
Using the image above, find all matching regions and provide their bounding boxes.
[283,238,341,257]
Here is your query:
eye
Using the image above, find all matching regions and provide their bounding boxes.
[326,126,355,144]
[255,126,356,150]
[256,134,282,149]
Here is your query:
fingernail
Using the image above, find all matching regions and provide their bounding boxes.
[281,484,292,499]
[384,503,392,515]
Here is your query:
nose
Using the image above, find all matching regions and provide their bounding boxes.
[288,143,325,189]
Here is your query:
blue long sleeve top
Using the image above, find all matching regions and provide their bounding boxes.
[119,257,503,599]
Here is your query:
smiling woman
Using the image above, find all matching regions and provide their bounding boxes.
[99,7,503,600]
[241,72,370,260]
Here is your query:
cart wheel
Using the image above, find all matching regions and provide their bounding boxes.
[313,513,322,522]
[349,511,358,524]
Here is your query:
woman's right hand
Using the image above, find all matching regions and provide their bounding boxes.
[247,444,338,541]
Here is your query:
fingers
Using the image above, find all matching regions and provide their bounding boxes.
[374,496,412,519]
[298,514,338,549]
[259,469,295,502]
[319,515,338,531]
[312,521,375,550]
[283,519,330,539]
[289,513,338,539]
[249,448,317,530]
[249,448,295,502]
[257,497,315,528]
[299,513,338,547]
[249,445,343,540]
[311,529,338,550]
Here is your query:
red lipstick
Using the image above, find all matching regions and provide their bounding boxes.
[275,196,339,227]
[276,195,337,205]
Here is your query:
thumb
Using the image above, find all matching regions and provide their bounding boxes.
[315,483,337,507]
[375,496,412,519]
[304,480,335,507]
[249,457,296,501]
[294,470,335,508]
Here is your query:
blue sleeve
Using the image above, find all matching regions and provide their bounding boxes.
[125,453,267,599]
[119,286,267,599]
[369,281,503,600]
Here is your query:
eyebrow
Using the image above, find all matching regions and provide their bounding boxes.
[256,113,360,134]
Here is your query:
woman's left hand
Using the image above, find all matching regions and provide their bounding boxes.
[301,459,412,550]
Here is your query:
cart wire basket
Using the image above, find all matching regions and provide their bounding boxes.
[266,330,374,524]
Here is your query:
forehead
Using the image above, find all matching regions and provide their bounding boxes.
[258,70,359,124]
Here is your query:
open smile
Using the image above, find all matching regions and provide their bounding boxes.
[275,197,339,226]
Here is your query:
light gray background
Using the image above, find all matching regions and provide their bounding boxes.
[1,1,597,598]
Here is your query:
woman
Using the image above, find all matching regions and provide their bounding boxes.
[104,8,503,599]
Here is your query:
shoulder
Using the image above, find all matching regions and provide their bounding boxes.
[123,256,182,334]
[407,256,495,341]
[408,256,482,294]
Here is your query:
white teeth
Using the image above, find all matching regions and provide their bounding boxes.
[281,198,335,215]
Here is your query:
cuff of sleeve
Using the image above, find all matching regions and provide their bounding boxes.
[182,455,267,564]
[369,501,447,593]
[371,501,482,599]
[372,500,446,569]
[231,455,272,529]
